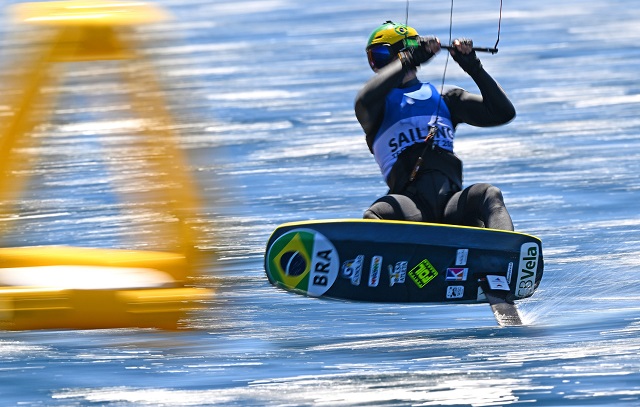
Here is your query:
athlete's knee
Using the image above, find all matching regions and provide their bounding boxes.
[483,184,506,204]
[363,209,382,219]
[363,195,423,221]
[481,184,513,231]
[363,198,395,220]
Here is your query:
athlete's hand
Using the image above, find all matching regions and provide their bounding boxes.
[450,38,483,75]
[405,36,440,66]
[420,36,441,55]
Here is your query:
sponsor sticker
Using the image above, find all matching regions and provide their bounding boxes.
[445,268,468,281]
[516,242,539,298]
[456,249,468,266]
[389,261,408,286]
[341,255,364,286]
[487,275,510,291]
[506,262,513,283]
[368,256,382,287]
[446,286,465,299]
[408,258,438,289]
[265,229,339,296]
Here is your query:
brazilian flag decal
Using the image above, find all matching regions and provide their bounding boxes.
[266,229,339,297]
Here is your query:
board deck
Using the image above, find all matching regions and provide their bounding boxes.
[264,219,543,310]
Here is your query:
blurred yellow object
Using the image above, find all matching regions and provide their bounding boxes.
[0,285,211,331]
[0,246,212,330]
[0,246,190,283]
[0,2,213,330]
[11,0,170,27]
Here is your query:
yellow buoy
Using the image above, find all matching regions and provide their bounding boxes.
[0,2,214,330]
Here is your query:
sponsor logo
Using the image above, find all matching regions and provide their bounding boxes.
[446,268,468,281]
[507,262,513,283]
[456,249,468,266]
[516,242,539,298]
[446,286,465,299]
[265,229,339,296]
[408,258,438,289]
[341,255,364,286]
[368,256,382,287]
[389,261,408,286]
[487,275,510,291]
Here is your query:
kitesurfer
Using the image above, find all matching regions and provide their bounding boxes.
[355,21,515,230]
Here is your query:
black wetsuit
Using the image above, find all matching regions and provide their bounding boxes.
[354,57,516,230]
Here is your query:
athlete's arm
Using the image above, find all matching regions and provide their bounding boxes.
[444,39,516,128]
[354,59,407,148]
[443,69,516,128]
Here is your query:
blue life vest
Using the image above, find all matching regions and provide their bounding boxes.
[372,82,455,180]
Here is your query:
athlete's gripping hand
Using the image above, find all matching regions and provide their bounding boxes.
[419,36,441,60]
[450,38,483,76]
[400,36,440,68]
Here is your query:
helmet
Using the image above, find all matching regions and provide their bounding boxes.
[366,21,420,70]
[367,21,419,48]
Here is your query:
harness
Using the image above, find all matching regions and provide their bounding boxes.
[408,126,436,183]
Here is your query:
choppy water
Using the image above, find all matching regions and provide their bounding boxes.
[1,0,640,405]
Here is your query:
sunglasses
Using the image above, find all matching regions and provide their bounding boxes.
[366,37,420,70]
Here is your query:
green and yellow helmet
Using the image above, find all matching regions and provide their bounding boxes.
[366,21,420,70]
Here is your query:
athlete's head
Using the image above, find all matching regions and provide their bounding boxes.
[366,21,419,71]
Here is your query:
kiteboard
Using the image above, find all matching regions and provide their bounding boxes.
[264,219,543,326]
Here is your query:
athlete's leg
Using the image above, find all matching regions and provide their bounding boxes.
[363,194,424,221]
[364,171,455,222]
[443,183,514,231]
